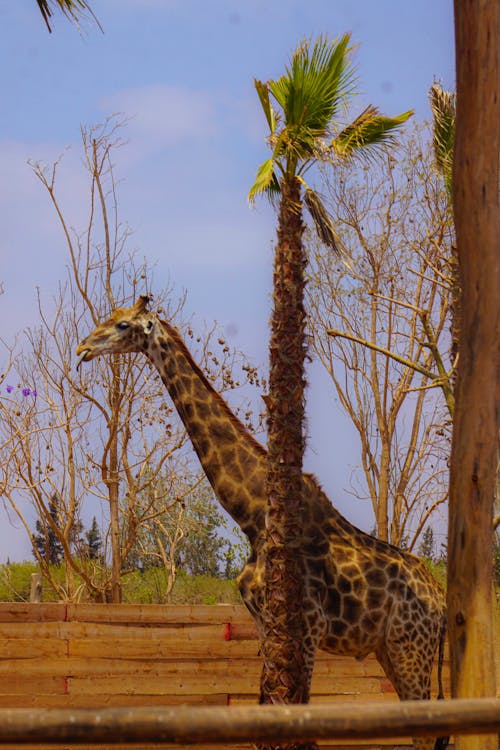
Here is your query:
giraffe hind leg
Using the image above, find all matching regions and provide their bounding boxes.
[375,648,447,750]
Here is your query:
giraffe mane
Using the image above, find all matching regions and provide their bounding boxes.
[159,318,268,459]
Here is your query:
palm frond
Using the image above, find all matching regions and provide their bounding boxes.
[251,33,412,207]
[254,79,278,135]
[332,106,413,159]
[303,187,340,253]
[248,159,281,204]
[269,35,355,146]
[429,82,455,197]
[36,0,100,32]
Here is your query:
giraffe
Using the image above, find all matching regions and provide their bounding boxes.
[77,296,447,750]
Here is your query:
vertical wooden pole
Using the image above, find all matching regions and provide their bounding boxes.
[449,1,499,749]
[30,573,42,603]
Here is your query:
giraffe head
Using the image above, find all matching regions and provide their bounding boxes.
[76,295,157,367]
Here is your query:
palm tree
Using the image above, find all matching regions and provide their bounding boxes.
[36,0,98,32]
[429,82,456,202]
[429,83,461,378]
[249,35,412,720]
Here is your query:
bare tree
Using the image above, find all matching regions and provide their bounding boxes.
[17,119,189,601]
[0,314,99,600]
[137,471,222,602]
[0,271,185,601]
[307,127,454,547]
[0,118,264,602]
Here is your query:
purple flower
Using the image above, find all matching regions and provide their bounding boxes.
[22,388,31,397]
[6,385,13,394]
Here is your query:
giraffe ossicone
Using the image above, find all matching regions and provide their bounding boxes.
[77,296,447,750]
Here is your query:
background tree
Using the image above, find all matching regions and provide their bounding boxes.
[33,494,64,566]
[137,470,250,602]
[417,526,436,561]
[175,482,243,577]
[85,517,103,562]
[134,468,204,602]
[0,336,97,600]
[249,34,412,731]
[307,128,453,547]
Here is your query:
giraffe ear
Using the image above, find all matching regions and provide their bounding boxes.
[133,295,153,314]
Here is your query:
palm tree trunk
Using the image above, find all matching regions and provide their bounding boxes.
[260,177,316,750]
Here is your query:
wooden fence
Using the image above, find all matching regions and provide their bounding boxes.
[0,603,498,749]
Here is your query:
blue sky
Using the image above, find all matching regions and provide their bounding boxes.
[0,1,455,560]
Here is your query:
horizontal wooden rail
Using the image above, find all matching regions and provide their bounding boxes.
[0,698,498,744]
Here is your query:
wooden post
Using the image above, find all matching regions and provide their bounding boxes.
[449,1,499,749]
[29,573,42,603]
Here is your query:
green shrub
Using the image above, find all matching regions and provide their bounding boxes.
[170,571,241,604]
[422,558,447,590]
[0,562,243,604]
[0,562,88,602]
[121,569,242,604]
[0,562,35,601]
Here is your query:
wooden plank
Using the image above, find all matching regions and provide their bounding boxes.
[231,693,401,706]
[0,602,255,626]
[0,656,390,682]
[67,672,384,697]
[0,675,66,695]
[65,603,250,624]
[69,636,260,660]
[0,693,229,708]
[77,622,231,640]
[0,621,72,639]
[229,621,258,639]
[0,639,67,658]
[0,621,230,640]
[0,603,66,622]
[65,622,230,643]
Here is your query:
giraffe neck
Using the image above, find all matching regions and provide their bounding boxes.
[146,320,267,547]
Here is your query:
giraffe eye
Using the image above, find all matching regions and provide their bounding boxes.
[117,321,130,330]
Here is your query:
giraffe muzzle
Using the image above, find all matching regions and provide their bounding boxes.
[76,348,91,370]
